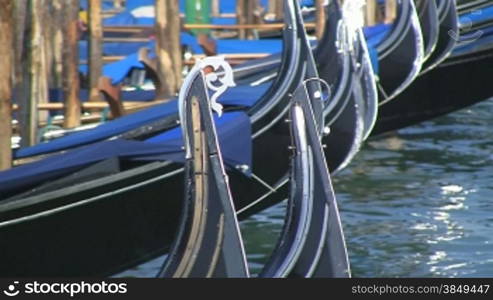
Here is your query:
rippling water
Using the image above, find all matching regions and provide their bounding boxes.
[118,99,493,278]
[243,99,493,277]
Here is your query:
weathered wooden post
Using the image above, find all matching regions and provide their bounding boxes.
[236,0,247,39]
[64,0,81,128]
[155,0,174,98]
[246,0,260,40]
[315,0,326,39]
[12,0,27,147]
[51,0,65,91]
[13,0,27,87]
[89,0,103,102]
[365,0,378,26]
[0,0,14,170]
[266,0,283,21]
[274,0,284,21]
[385,0,397,24]
[38,1,54,124]
[20,0,49,147]
[168,0,182,91]
[155,0,183,100]
[211,0,220,17]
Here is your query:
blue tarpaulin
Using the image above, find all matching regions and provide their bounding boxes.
[49,88,153,104]
[79,52,148,85]
[79,40,149,61]
[15,83,269,159]
[363,23,392,48]
[79,33,282,60]
[459,4,493,25]
[366,45,380,75]
[363,23,392,74]
[1,111,252,197]
[78,33,281,84]
[453,25,493,55]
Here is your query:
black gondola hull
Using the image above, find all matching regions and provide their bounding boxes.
[373,46,493,135]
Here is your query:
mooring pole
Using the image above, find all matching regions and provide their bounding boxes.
[20,0,48,147]
[155,0,174,98]
[0,0,14,170]
[64,0,81,128]
[274,0,284,21]
[168,0,182,91]
[385,0,397,24]
[315,0,326,39]
[236,0,246,39]
[155,0,182,100]
[246,0,259,40]
[211,0,220,17]
[51,0,64,90]
[365,0,377,26]
[37,1,52,125]
[13,0,27,87]
[89,0,103,102]
[13,0,28,147]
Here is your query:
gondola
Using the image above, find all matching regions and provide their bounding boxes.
[0,0,359,277]
[421,0,458,73]
[374,0,424,105]
[343,1,379,140]
[235,0,368,221]
[311,0,365,173]
[163,63,350,278]
[459,2,493,35]
[0,0,301,276]
[157,57,249,278]
[457,0,492,14]
[354,29,379,141]
[213,0,364,221]
[260,80,350,278]
[372,28,493,135]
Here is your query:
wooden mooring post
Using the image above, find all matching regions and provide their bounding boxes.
[13,0,27,88]
[19,0,49,147]
[365,0,378,26]
[211,0,220,17]
[385,0,398,24]
[236,0,261,40]
[236,0,247,39]
[89,0,103,102]
[50,0,64,92]
[246,0,260,40]
[315,0,326,39]
[0,0,14,170]
[155,0,182,100]
[274,0,284,21]
[64,0,82,128]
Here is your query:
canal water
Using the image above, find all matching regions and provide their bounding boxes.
[117,99,493,278]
